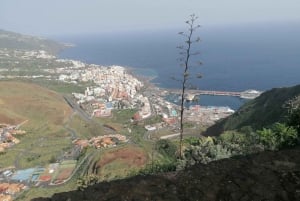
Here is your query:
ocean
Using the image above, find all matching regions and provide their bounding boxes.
[55,22,300,110]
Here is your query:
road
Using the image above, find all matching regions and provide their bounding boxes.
[63,95,92,122]
[63,94,104,130]
[160,133,180,139]
[64,113,78,140]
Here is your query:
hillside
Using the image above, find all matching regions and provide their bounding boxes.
[205,85,300,136]
[0,81,73,168]
[33,146,300,201]
[0,81,71,125]
[0,29,65,54]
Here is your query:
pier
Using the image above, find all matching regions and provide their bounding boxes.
[167,89,262,100]
[191,90,241,97]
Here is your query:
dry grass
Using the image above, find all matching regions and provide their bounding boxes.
[0,81,73,168]
[92,145,148,180]
[96,146,147,168]
[0,81,72,125]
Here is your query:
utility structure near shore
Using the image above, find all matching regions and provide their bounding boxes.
[177,14,202,159]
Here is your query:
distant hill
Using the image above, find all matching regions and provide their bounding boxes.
[0,29,65,54]
[205,85,300,136]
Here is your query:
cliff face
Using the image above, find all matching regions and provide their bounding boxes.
[33,146,300,201]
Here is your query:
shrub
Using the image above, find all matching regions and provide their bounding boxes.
[155,139,177,160]
[257,123,298,150]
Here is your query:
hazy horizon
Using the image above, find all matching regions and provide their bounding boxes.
[1,0,300,36]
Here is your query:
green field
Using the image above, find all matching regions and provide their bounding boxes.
[0,81,171,200]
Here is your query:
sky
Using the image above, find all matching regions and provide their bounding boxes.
[1,0,300,36]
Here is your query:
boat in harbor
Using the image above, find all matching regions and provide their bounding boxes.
[185,94,195,101]
[240,89,262,99]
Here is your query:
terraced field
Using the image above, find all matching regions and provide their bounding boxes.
[87,145,148,181]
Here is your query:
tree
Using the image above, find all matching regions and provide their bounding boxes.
[177,14,201,158]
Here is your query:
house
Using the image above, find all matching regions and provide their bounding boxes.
[6,183,25,194]
[133,112,142,121]
[145,125,156,131]
[170,109,178,117]
[163,117,177,125]
[105,102,113,109]
[93,109,111,117]
[2,170,13,177]
[0,194,12,201]
[92,137,116,148]
[0,183,25,195]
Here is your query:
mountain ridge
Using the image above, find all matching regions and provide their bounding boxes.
[0,29,65,54]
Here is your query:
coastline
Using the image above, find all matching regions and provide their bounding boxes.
[56,41,246,110]
[125,66,158,83]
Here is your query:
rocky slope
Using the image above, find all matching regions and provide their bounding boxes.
[33,146,300,201]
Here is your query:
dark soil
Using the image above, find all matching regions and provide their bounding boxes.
[33,147,300,201]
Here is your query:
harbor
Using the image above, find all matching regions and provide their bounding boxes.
[167,89,263,100]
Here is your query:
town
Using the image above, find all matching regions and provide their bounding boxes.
[0,47,235,127]
[0,123,26,153]
[0,48,236,200]
[0,123,128,200]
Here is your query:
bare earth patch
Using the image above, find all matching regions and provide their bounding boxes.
[55,168,73,181]
[95,146,148,176]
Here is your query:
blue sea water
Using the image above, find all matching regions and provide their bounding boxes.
[55,23,300,110]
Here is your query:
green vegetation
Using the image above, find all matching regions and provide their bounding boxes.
[0,29,65,54]
[144,115,162,125]
[179,103,300,168]
[177,88,300,168]
[1,29,300,201]
[257,123,298,150]
[0,30,159,199]
[206,85,300,136]
[83,145,148,183]
[155,139,177,160]
[139,160,176,175]
[17,171,79,201]
[16,146,94,201]
[287,105,300,134]
[68,114,104,138]
[77,174,99,191]
[94,109,148,143]
[28,79,93,94]
[139,139,177,175]
[0,81,72,167]
[112,109,137,124]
